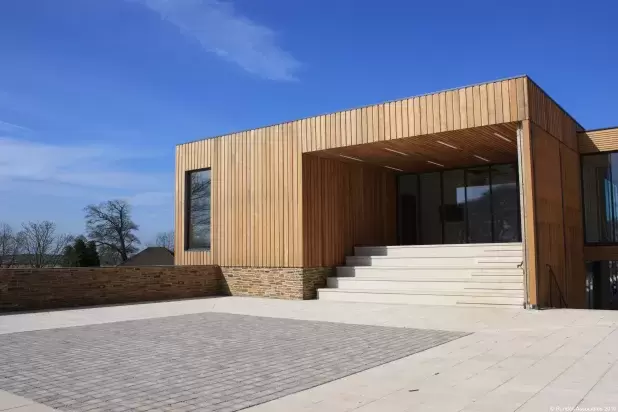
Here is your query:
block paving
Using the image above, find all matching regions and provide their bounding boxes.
[0,311,466,412]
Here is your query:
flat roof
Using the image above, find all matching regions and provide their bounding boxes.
[178,74,586,147]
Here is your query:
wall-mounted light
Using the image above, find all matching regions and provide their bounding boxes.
[384,166,404,172]
[474,155,490,162]
[383,147,409,156]
[493,132,512,143]
[339,154,363,162]
[436,140,458,150]
[427,160,445,167]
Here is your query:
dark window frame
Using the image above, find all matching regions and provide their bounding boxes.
[581,151,618,246]
[185,168,212,251]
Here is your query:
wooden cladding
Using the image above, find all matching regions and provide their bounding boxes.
[175,128,304,267]
[300,77,528,152]
[578,127,618,153]
[527,80,582,151]
[528,123,585,308]
[523,79,586,308]
[530,125,566,308]
[560,145,585,308]
[302,156,397,267]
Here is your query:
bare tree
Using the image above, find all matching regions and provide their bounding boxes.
[84,200,140,263]
[153,231,174,252]
[0,223,22,268]
[97,244,124,267]
[20,221,72,268]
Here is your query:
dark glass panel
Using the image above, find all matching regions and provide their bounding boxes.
[442,169,466,243]
[186,169,211,250]
[420,172,442,244]
[466,167,492,243]
[491,164,520,242]
[398,175,419,245]
[582,154,613,243]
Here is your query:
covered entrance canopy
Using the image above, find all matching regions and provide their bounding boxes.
[309,122,519,173]
[304,122,522,247]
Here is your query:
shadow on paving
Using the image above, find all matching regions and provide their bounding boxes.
[0,312,468,412]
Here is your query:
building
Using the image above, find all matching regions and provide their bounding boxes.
[174,75,618,309]
[120,247,174,267]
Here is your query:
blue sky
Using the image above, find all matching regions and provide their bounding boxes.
[0,0,616,244]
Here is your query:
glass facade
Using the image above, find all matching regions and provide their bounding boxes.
[586,261,618,310]
[582,153,618,244]
[186,169,212,250]
[397,163,520,245]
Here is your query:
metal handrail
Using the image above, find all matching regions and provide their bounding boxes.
[547,264,568,308]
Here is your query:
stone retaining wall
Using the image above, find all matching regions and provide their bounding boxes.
[221,267,332,300]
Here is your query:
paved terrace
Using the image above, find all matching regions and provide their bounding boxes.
[0,297,617,412]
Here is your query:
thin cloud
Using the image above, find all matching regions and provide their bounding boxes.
[133,0,301,81]
[0,138,168,192]
[0,120,31,134]
[127,191,173,207]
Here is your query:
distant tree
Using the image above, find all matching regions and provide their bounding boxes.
[0,222,22,268]
[63,237,101,267]
[97,245,123,267]
[84,200,140,263]
[63,243,78,267]
[20,221,72,268]
[152,231,175,252]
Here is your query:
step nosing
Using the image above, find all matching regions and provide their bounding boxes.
[319,288,524,297]
[332,277,522,282]
[339,266,522,269]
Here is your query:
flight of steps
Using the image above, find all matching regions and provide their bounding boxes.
[318,243,524,308]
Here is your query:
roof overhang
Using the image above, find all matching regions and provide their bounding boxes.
[309,123,519,173]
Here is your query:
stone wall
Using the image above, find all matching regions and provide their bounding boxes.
[0,266,221,312]
[221,267,332,300]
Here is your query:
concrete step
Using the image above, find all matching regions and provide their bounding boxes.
[346,256,522,268]
[471,271,524,279]
[317,288,524,307]
[476,256,523,264]
[327,277,523,292]
[354,243,522,258]
[336,266,524,279]
[481,250,525,257]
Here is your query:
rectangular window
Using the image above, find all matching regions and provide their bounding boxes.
[491,164,520,242]
[419,172,443,244]
[397,175,419,245]
[466,166,492,243]
[582,153,618,244]
[186,169,211,250]
[442,169,466,243]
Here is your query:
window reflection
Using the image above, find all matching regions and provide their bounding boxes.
[586,260,618,310]
[186,169,211,250]
[442,170,466,243]
[466,167,492,243]
[397,163,521,245]
[420,173,442,244]
[582,153,618,243]
[491,164,519,242]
